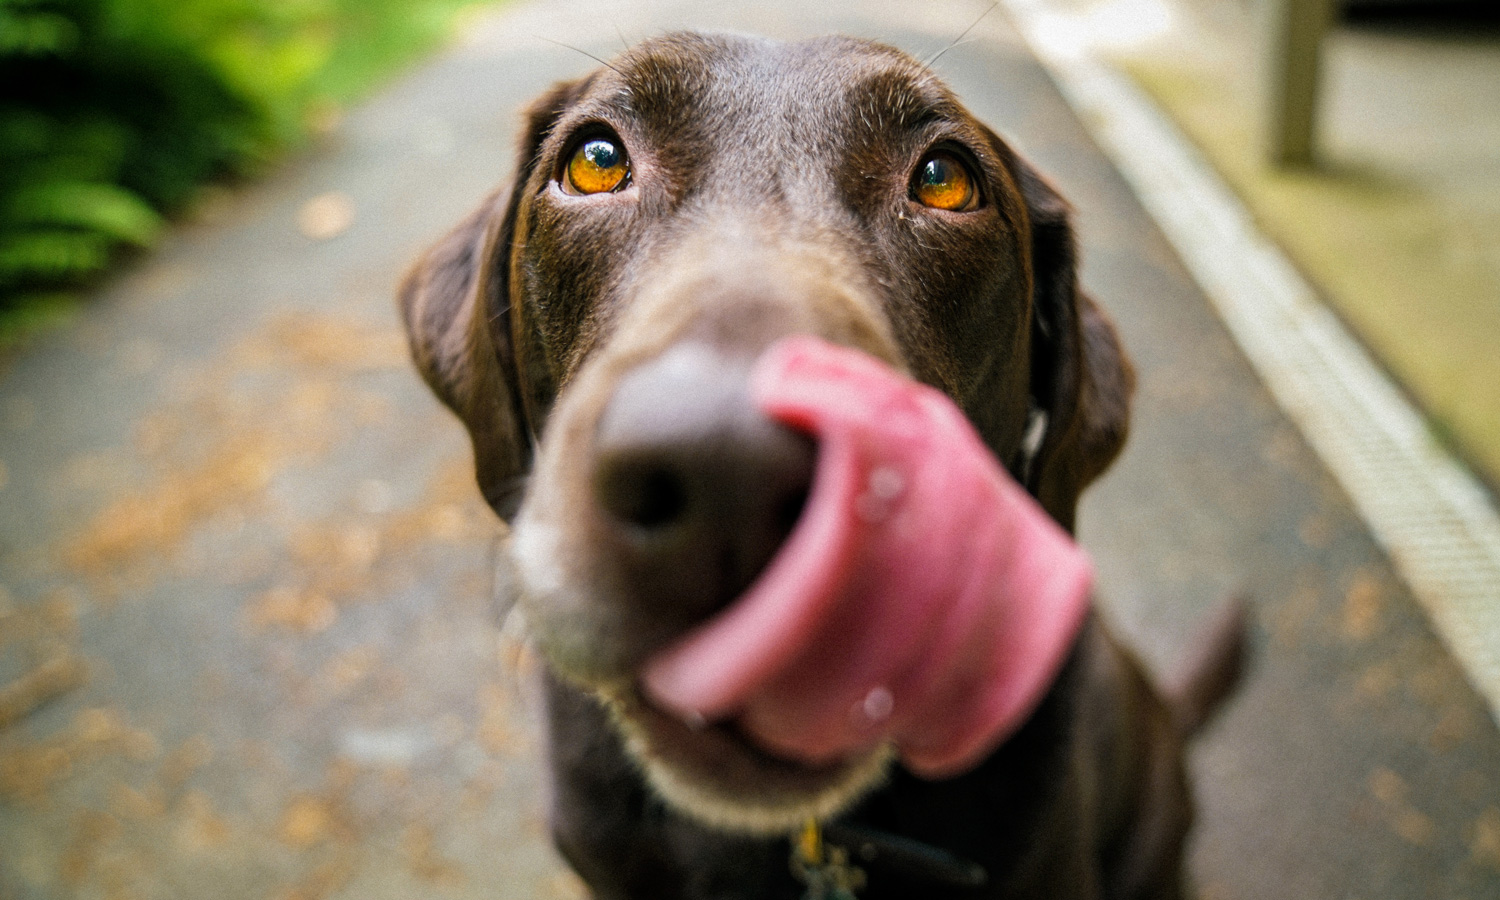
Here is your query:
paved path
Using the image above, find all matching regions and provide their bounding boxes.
[2,1,1497,898]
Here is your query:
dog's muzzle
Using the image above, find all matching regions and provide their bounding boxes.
[591,342,816,641]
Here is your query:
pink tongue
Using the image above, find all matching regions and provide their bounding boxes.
[641,336,1092,778]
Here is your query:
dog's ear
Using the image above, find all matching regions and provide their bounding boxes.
[1012,159,1134,533]
[398,79,585,520]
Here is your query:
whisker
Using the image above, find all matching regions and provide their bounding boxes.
[923,2,999,70]
[535,34,624,76]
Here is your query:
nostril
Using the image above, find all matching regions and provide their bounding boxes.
[588,342,818,631]
[774,483,809,540]
[597,457,690,532]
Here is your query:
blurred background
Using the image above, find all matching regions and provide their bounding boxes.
[1102,0,1500,497]
[0,0,488,339]
[1,0,1498,898]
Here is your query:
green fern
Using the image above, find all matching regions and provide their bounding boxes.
[0,230,112,283]
[5,181,162,245]
[0,6,79,56]
[0,0,496,324]
[0,0,250,311]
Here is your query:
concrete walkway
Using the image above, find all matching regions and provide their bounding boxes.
[1,1,1497,898]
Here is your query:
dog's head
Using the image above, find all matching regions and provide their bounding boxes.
[400,32,1132,833]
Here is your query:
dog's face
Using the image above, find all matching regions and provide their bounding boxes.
[401,32,1131,833]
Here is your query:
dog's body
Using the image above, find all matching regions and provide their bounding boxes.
[400,32,1240,899]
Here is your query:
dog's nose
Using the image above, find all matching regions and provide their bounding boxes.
[592,343,815,628]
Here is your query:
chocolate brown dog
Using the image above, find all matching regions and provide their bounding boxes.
[400,31,1241,899]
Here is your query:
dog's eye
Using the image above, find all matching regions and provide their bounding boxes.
[911,151,977,212]
[564,137,630,195]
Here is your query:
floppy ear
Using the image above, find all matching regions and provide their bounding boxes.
[398,79,585,520]
[1013,159,1135,533]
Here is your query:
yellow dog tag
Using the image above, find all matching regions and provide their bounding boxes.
[791,819,865,900]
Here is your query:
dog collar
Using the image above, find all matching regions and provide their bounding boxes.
[793,819,988,897]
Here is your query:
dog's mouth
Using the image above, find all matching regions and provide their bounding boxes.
[593,681,894,836]
[518,335,1092,831]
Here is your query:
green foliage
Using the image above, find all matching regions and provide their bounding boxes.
[0,0,487,329]
[0,0,257,310]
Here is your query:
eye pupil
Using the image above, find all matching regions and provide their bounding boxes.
[583,139,620,170]
[921,157,953,188]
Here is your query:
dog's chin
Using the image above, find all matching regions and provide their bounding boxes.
[591,683,894,836]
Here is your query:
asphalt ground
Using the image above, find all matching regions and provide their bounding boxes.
[1,1,1498,898]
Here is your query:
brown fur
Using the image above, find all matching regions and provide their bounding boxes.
[400,32,1240,899]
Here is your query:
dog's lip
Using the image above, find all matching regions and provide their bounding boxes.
[614,682,863,777]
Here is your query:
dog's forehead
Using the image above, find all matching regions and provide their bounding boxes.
[587,32,962,136]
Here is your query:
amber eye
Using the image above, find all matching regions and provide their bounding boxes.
[912,151,977,211]
[564,136,629,195]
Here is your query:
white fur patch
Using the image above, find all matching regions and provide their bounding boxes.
[510,520,568,602]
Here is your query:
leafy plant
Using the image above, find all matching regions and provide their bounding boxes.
[0,0,489,330]
[0,0,258,313]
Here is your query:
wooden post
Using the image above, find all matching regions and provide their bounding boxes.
[1263,0,1337,168]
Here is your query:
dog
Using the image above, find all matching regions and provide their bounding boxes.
[400,31,1242,899]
